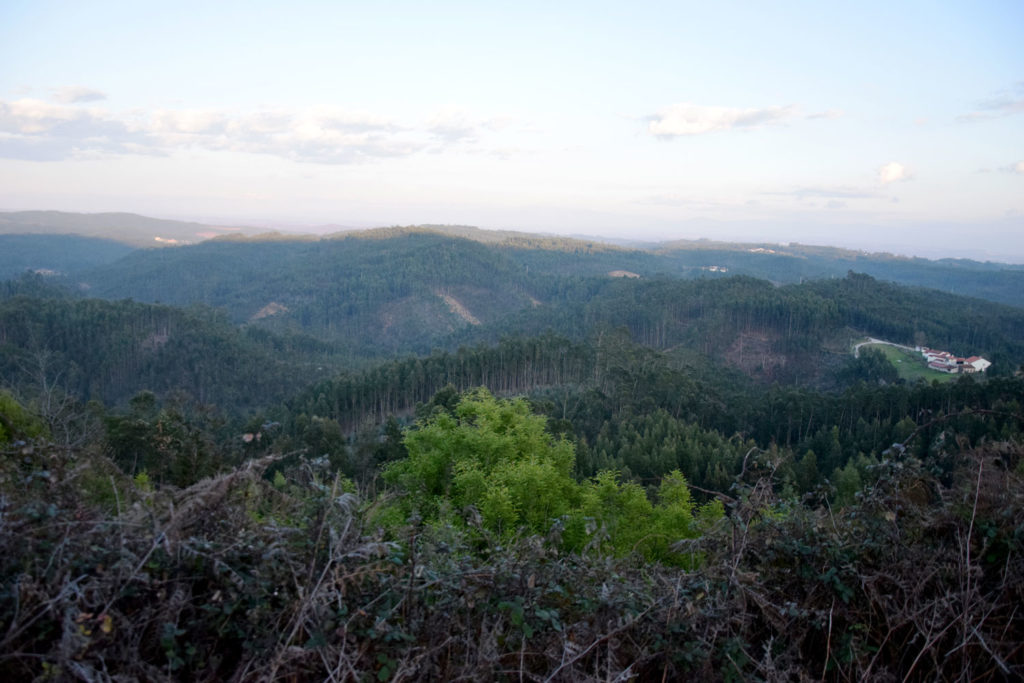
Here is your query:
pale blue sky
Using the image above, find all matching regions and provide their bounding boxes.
[1,1,1022,259]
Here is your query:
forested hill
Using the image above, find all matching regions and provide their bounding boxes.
[334,225,1024,307]
[3,212,1024,305]
[80,233,547,356]
[4,226,1024,405]
[7,230,995,376]
[5,266,1023,413]
[0,234,135,281]
[653,243,1024,307]
[0,210,251,247]
[447,273,1024,383]
[0,292,349,409]
[330,226,1024,307]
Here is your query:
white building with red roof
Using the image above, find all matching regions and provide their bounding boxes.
[919,348,991,374]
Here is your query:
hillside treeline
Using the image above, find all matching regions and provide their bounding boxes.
[0,291,347,409]
[13,269,1024,413]
[68,233,1024,365]
[280,331,1024,498]
[82,234,557,356]
[461,274,1024,374]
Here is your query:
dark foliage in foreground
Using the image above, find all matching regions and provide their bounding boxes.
[2,437,1021,681]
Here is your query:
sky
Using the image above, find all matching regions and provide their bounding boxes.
[1,1,1023,260]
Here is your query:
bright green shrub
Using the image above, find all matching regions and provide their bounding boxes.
[383,389,721,565]
[0,390,48,444]
[565,469,719,565]
[384,388,578,536]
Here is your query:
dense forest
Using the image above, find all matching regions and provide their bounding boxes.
[1,228,1023,680]
[5,212,1024,307]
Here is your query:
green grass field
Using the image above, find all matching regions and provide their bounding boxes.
[861,343,958,383]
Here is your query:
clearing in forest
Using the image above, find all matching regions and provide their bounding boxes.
[859,342,957,383]
[251,301,289,320]
[436,291,481,325]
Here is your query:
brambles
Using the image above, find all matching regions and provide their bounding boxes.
[2,393,1022,680]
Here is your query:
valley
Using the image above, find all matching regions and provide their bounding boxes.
[4,3,1021,678]
[1,221,1023,681]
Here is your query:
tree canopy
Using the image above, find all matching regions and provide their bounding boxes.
[382,388,720,564]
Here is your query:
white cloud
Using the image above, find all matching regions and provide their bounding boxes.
[878,161,911,184]
[425,108,516,145]
[426,109,479,143]
[981,161,1024,175]
[768,186,880,200]
[958,82,1024,122]
[647,103,798,138]
[0,98,508,163]
[806,109,844,120]
[51,86,107,104]
[303,106,401,134]
[150,109,230,135]
[1,99,92,133]
[977,99,1024,115]
[0,99,147,160]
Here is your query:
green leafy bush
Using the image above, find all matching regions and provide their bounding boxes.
[381,388,720,564]
[0,390,48,444]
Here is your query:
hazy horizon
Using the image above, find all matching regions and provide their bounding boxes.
[2,2,1022,261]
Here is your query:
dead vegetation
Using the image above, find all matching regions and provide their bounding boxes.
[1,439,1022,681]
[250,302,289,321]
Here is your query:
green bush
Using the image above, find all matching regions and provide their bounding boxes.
[0,390,48,444]
[382,388,721,564]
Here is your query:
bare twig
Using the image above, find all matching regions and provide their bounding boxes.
[822,598,834,681]
[543,607,652,682]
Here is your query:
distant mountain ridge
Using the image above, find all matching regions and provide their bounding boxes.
[0,233,135,280]
[3,210,1024,308]
[0,210,253,247]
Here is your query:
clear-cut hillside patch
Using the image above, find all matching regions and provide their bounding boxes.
[723,331,787,379]
[140,331,170,351]
[250,302,289,320]
[436,290,481,325]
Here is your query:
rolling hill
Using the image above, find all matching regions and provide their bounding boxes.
[0,233,135,280]
[0,210,255,247]
[4,211,1024,306]
[0,228,1017,403]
